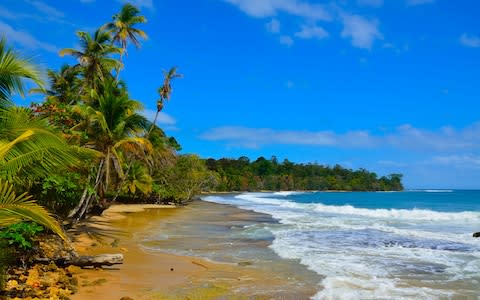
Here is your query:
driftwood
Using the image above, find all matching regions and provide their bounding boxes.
[35,254,123,268]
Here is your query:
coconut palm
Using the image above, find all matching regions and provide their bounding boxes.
[0,37,44,107]
[59,29,121,90]
[122,161,152,196]
[148,67,182,135]
[103,3,147,79]
[37,65,82,105]
[69,79,151,220]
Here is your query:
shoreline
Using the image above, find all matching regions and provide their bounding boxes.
[70,201,321,299]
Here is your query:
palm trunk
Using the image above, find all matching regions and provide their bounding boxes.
[112,160,133,203]
[69,159,105,222]
[115,53,124,82]
[147,110,160,137]
[67,174,91,219]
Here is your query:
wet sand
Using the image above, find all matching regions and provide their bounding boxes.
[70,201,321,299]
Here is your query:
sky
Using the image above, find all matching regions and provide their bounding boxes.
[1,0,480,189]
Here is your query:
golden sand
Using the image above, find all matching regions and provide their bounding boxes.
[70,203,317,300]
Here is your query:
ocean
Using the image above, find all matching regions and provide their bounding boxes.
[202,190,480,299]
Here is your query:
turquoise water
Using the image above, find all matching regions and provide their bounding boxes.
[204,190,480,300]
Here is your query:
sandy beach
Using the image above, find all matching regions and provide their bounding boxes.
[70,201,320,300]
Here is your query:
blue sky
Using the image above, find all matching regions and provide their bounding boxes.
[1,0,480,189]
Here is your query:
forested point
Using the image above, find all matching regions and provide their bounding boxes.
[204,156,404,192]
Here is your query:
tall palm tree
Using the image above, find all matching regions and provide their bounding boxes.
[69,79,151,220]
[103,3,147,80]
[0,37,44,107]
[148,67,182,135]
[59,29,121,90]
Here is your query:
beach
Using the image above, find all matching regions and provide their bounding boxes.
[71,201,321,300]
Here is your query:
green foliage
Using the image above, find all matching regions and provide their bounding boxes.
[153,155,218,203]
[205,157,404,192]
[0,180,66,240]
[0,37,44,107]
[0,221,43,250]
[30,172,85,216]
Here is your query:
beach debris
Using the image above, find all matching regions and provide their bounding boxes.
[35,253,124,268]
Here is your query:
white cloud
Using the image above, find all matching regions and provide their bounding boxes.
[460,33,480,48]
[266,18,281,33]
[224,0,331,21]
[141,109,177,126]
[406,0,435,6]
[341,14,383,50]
[0,20,58,53]
[279,35,294,46]
[200,126,378,149]
[357,0,384,7]
[295,24,329,40]
[200,122,480,152]
[431,155,480,168]
[26,0,64,18]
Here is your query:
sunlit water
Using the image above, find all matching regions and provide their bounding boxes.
[201,190,480,299]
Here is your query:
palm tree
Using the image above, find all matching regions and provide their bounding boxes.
[36,65,82,105]
[122,161,152,197]
[102,3,147,80]
[148,67,182,135]
[0,107,87,239]
[69,79,151,220]
[0,37,44,107]
[59,29,121,90]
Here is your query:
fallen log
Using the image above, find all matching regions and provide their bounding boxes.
[35,254,123,268]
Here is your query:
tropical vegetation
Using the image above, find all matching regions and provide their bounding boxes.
[205,156,403,191]
[0,1,404,293]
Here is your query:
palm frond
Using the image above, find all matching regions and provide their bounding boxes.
[0,37,44,105]
[0,180,66,240]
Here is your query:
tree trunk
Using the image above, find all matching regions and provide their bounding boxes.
[67,174,91,219]
[112,160,133,203]
[69,159,105,222]
[35,254,123,268]
[147,110,160,138]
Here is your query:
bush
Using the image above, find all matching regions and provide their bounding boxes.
[0,222,43,250]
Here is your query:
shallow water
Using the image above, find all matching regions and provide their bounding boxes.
[138,200,322,298]
[203,191,480,300]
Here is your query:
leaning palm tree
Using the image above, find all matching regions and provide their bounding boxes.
[148,67,182,135]
[69,79,151,220]
[102,3,147,80]
[0,37,44,107]
[59,29,121,90]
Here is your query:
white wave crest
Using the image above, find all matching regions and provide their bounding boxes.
[231,193,480,222]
